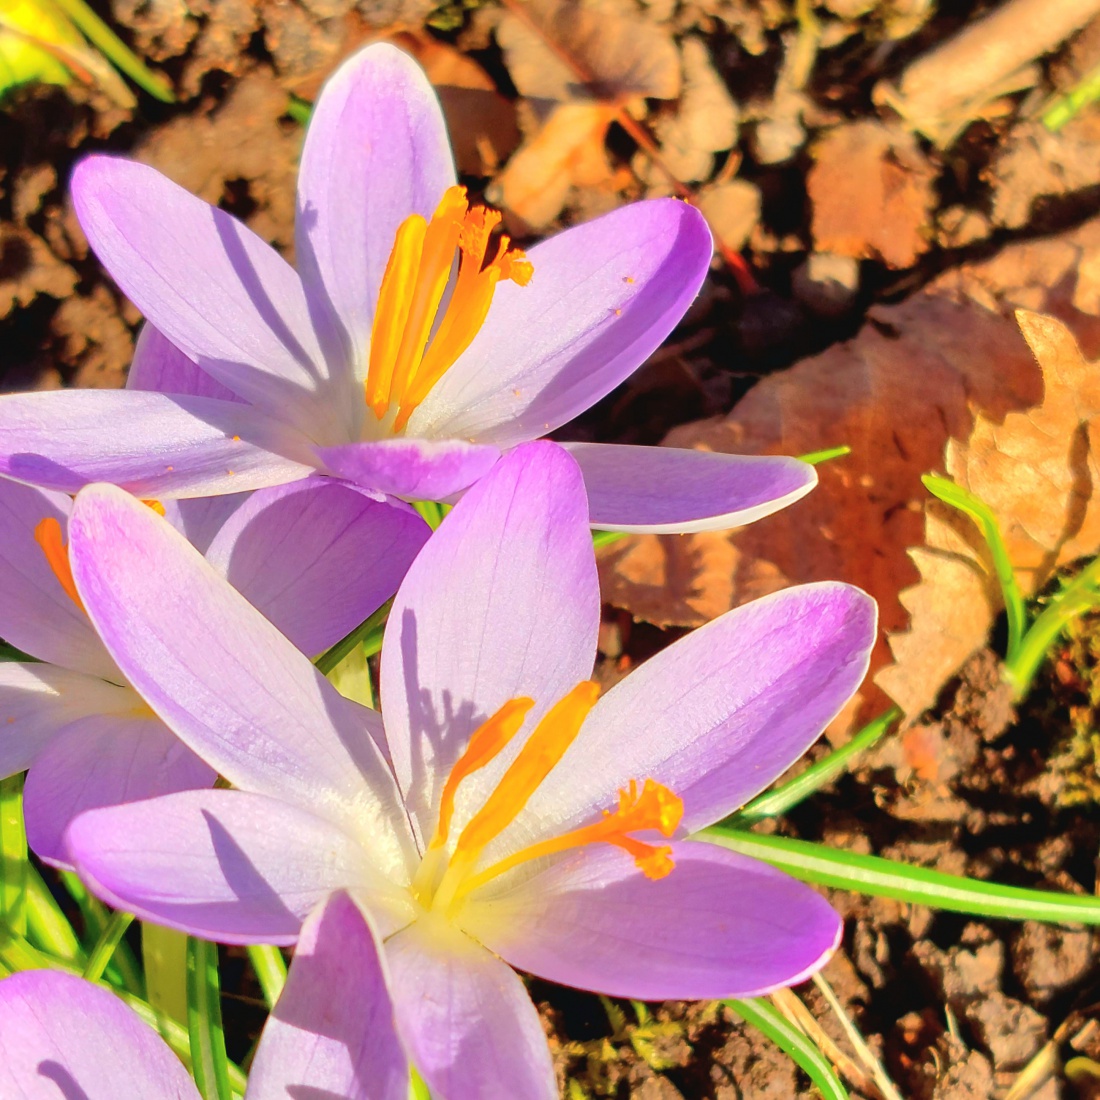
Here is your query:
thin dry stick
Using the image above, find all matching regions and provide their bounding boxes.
[876,0,1100,143]
[812,972,904,1100]
[495,0,758,293]
[769,986,885,1100]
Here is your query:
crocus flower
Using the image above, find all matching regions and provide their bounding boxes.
[0,42,815,533]
[0,892,407,1099]
[0,338,429,865]
[65,441,875,1100]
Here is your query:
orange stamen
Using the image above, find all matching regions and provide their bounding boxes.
[461,778,683,897]
[452,681,600,866]
[430,696,534,851]
[366,187,532,431]
[142,499,166,516]
[33,518,84,612]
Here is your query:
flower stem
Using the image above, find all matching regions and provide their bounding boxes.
[82,909,134,983]
[187,936,233,1100]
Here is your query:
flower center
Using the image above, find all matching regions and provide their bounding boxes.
[364,185,533,434]
[413,681,683,915]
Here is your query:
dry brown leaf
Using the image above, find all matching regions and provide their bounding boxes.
[597,218,1100,724]
[879,312,1100,715]
[496,0,680,105]
[390,31,520,175]
[807,120,937,269]
[490,101,615,231]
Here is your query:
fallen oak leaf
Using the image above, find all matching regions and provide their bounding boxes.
[878,311,1100,716]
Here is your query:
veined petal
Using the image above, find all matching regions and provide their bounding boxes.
[126,322,244,402]
[161,495,252,556]
[566,443,817,533]
[67,790,412,944]
[0,390,318,499]
[204,477,430,656]
[0,970,202,1100]
[0,479,117,679]
[513,583,876,845]
[408,199,712,447]
[386,915,556,1100]
[23,713,215,868]
[68,484,416,878]
[316,437,500,501]
[296,42,456,387]
[0,663,139,780]
[463,841,841,1000]
[380,441,599,845]
[247,892,408,1100]
[72,156,352,443]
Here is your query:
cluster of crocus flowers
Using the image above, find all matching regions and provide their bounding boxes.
[0,42,817,533]
[0,38,881,1100]
[60,442,875,1099]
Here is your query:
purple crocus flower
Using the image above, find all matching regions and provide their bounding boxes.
[64,441,875,1100]
[0,892,407,1099]
[0,43,815,533]
[0,442,429,866]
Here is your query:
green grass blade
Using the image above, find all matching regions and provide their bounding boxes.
[59,870,142,992]
[922,474,1027,660]
[49,0,174,100]
[732,708,899,824]
[1005,555,1100,698]
[1043,62,1100,131]
[187,937,233,1100]
[702,828,1100,924]
[592,529,628,549]
[82,909,134,982]
[725,998,848,1100]
[409,1067,432,1100]
[0,774,27,937]
[247,943,287,1008]
[315,599,391,675]
[799,445,851,466]
[25,863,84,963]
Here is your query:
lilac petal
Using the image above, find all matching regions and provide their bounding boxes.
[408,199,712,448]
[566,442,817,533]
[69,485,416,874]
[518,583,876,841]
[296,42,455,384]
[0,663,138,779]
[386,916,556,1100]
[380,441,600,843]
[0,969,201,1100]
[316,437,500,500]
[204,477,430,656]
[247,892,408,1100]
[23,713,215,868]
[72,156,351,443]
[126,323,244,402]
[0,390,317,498]
[464,841,840,1000]
[161,495,252,555]
[0,478,116,679]
[67,789,409,944]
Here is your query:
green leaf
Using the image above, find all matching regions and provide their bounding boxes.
[702,828,1100,924]
[187,937,233,1100]
[732,708,899,824]
[798,445,851,467]
[25,863,84,964]
[592,529,628,550]
[922,474,1028,660]
[0,774,27,937]
[315,599,391,675]
[82,909,134,983]
[724,998,848,1100]
[247,944,287,1008]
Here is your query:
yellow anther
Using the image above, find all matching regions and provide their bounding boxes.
[34,517,84,612]
[365,186,532,432]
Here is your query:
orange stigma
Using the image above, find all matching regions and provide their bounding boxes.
[364,186,532,433]
[420,682,683,914]
[34,518,84,612]
[141,499,166,516]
